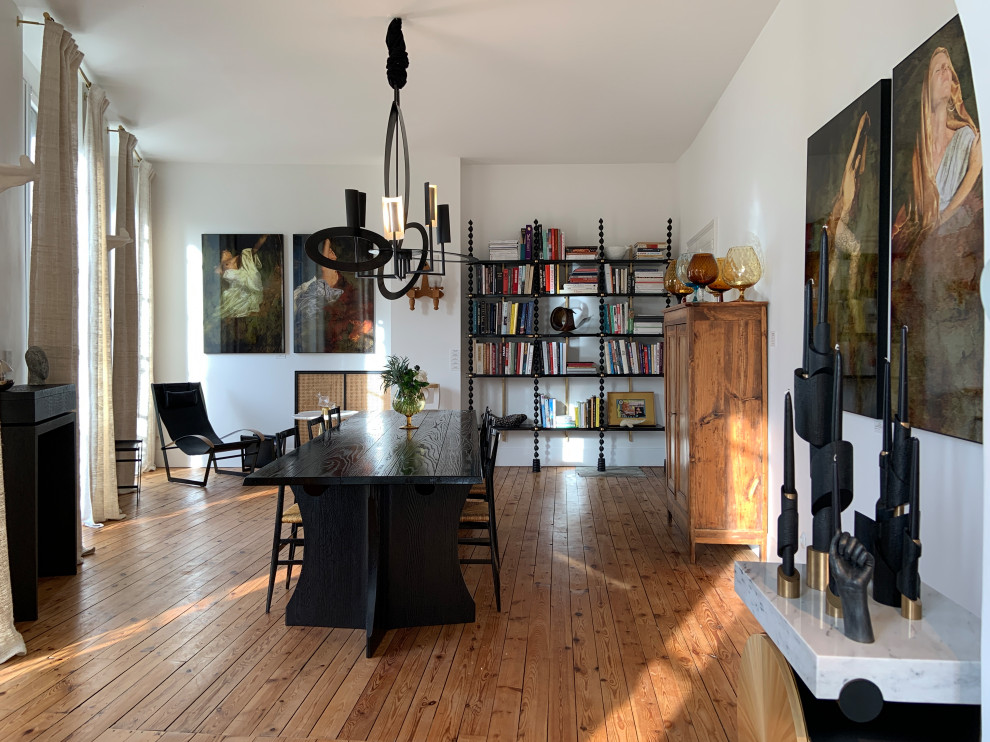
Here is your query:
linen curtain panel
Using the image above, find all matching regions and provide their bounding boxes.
[137,161,157,471]
[112,130,138,448]
[29,17,82,384]
[83,85,122,524]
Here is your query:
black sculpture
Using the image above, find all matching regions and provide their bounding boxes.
[854,325,923,618]
[829,531,875,643]
[25,346,49,385]
[776,392,800,598]
[793,227,851,593]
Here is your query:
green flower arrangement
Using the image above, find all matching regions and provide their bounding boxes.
[382,355,430,429]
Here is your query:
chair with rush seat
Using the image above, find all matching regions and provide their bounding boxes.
[459,408,501,611]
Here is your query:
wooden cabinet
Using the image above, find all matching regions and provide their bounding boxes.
[662,302,767,562]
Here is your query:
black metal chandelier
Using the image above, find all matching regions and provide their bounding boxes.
[305,18,468,301]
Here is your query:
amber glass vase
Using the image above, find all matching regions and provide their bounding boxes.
[723,246,763,301]
[705,258,731,302]
[687,253,718,297]
[664,261,693,303]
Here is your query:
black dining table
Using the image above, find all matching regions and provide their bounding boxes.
[244,409,482,656]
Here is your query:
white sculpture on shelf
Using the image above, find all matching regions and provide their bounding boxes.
[0,156,36,194]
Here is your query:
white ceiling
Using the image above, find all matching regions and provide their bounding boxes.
[20,0,780,166]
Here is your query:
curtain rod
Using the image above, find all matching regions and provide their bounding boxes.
[107,127,144,163]
[18,13,92,88]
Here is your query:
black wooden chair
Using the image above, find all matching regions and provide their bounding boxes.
[151,382,268,487]
[459,408,501,611]
[266,481,304,613]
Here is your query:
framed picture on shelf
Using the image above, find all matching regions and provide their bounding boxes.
[606,391,656,427]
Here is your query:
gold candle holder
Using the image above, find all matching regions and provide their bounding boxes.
[806,546,829,592]
[776,565,801,599]
[901,595,923,621]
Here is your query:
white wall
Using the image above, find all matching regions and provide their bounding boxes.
[461,163,676,467]
[676,0,982,615]
[152,157,462,465]
[0,0,27,383]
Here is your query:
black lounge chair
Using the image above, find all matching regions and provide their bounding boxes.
[152,382,268,486]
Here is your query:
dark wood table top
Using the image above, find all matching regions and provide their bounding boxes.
[244,409,482,486]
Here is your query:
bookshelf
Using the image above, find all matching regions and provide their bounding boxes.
[466,217,673,471]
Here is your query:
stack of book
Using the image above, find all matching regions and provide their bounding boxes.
[604,265,629,293]
[603,301,632,334]
[539,340,567,375]
[603,339,664,375]
[561,265,599,294]
[633,268,665,293]
[488,240,520,261]
[633,241,665,259]
[565,361,597,374]
[632,315,664,335]
[541,227,566,260]
[572,396,604,429]
[564,245,598,261]
[477,265,534,294]
[473,341,534,375]
[537,394,576,428]
[472,300,536,335]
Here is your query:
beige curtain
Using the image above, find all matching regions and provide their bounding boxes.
[29,17,82,383]
[28,17,83,565]
[0,429,26,663]
[137,160,157,471]
[83,86,122,524]
[112,130,138,448]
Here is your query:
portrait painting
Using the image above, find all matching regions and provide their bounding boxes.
[805,80,891,418]
[891,15,983,442]
[293,234,376,353]
[202,234,284,354]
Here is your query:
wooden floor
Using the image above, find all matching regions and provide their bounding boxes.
[0,465,762,742]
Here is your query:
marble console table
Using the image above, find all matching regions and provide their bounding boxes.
[734,561,979,705]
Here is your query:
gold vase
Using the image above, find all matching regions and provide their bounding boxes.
[723,245,763,301]
[392,390,426,430]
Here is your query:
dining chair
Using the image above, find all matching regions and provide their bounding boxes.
[459,409,501,611]
[265,428,304,613]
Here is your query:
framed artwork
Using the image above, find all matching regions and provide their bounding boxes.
[293,234,376,353]
[606,391,656,427]
[202,234,284,354]
[891,15,983,442]
[805,79,891,419]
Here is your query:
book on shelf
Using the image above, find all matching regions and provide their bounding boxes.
[633,241,665,259]
[473,340,534,375]
[540,227,565,260]
[632,314,664,334]
[564,246,598,260]
[604,266,629,293]
[603,301,632,334]
[565,361,598,374]
[603,338,664,375]
[488,240,521,261]
[559,284,598,295]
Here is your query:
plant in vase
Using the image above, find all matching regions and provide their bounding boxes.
[382,355,430,430]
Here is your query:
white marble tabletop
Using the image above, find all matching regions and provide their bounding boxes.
[734,561,980,704]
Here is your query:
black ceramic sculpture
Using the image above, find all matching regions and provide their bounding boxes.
[776,392,800,598]
[793,227,851,592]
[854,325,922,617]
[829,531,875,643]
[25,346,49,385]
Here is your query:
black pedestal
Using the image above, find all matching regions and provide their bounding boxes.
[0,384,79,621]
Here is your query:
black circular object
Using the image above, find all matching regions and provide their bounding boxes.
[837,678,883,723]
[304,227,394,273]
[376,221,429,300]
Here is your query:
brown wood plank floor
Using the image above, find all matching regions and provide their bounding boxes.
[0,466,760,742]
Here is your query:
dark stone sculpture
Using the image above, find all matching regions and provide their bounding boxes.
[829,531,875,643]
[25,346,49,385]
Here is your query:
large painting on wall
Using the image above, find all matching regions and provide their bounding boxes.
[805,79,891,419]
[293,234,376,353]
[202,233,284,354]
[891,14,983,442]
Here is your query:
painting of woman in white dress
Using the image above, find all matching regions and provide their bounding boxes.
[202,234,285,353]
[891,15,982,442]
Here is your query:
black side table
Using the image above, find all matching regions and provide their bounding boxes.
[0,384,79,621]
